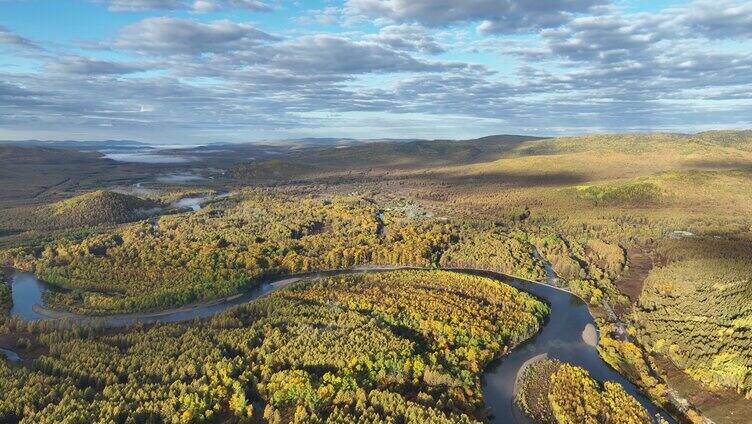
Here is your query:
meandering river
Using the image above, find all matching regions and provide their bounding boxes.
[468,269,673,423]
[5,267,673,423]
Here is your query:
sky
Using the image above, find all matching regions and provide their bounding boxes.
[0,0,751,144]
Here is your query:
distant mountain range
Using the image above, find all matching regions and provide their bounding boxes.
[0,135,542,151]
[0,135,547,167]
[0,139,151,151]
[0,137,420,152]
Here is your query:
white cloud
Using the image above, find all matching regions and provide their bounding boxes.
[47,56,149,75]
[368,24,446,54]
[672,0,752,39]
[345,0,604,33]
[298,7,342,25]
[115,17,276,54]
[1,0,751,139]
[104,0,271,12]
[0,26,38,49]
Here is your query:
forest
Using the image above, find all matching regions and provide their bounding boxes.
[0,188,631,316]
[0,269,9,315]
[0,190,585,315]
[1,191,452,313]
[635,237,752,399]
[0,270,548,423]
[515,357,656,424]
[439,227,546,281]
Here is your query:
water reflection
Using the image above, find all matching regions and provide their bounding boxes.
[104,151,194,164]
[0,348,21,363]
[9,272,46,321]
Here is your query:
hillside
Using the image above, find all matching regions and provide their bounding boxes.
[229,132,752,237]
[230,134,545,182]
[0,191,161,234]
[294,130,752,239]
[0,145,150,209]
[0,139,148,152]
[0,145,106,164]
[42,190,161,228]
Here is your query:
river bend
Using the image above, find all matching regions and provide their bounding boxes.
[5,268,672,423]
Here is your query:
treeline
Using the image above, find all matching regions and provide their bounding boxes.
[0,269,10,315]
[635,237,752,397]
[0,270,548,423]
[515,357,657,424]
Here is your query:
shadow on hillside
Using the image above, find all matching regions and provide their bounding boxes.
[424,170,587,188]
[683,159,752,171]
[658,236,752,263]
[306,168,587,189]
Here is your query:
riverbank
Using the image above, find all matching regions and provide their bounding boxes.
[0,268,10,314]
[510,354,548,424]
[9,265,410,322]
[8,264,505,321]
[513,353,548,398]
[470,267,675,423]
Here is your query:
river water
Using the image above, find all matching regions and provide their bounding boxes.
[171,192,231,212]
[7,268,673,422]
[0,347,21,363]
[468,269,672,423]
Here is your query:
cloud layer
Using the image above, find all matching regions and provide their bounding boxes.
[346,0,604,33]
[105,0,272,12]
[0,0,750,141]
[0,25,38,49]
[114,17,276,54]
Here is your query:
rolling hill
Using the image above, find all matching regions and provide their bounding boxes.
[0,191,161,235]
[230,134,546,182]
[42,190,162,228]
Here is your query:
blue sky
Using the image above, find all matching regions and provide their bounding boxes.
[1,0,751,143]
